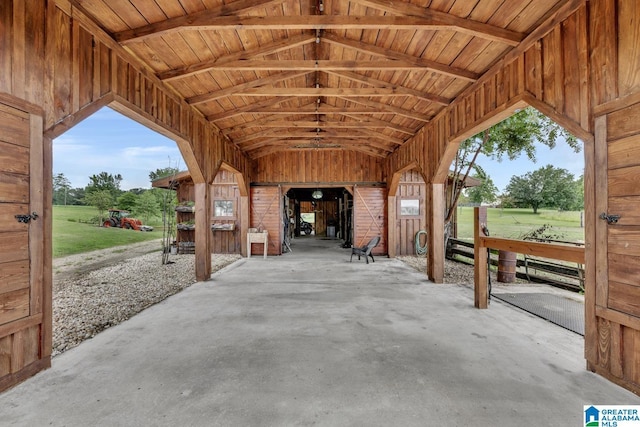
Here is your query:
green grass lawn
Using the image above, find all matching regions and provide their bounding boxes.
[53,205,165,258]
[455,207,585,243]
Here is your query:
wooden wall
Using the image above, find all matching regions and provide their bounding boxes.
[395,170,427,256]
[589,101,640,393]
[211,171,241,254]
[0,99,47,392]
[250,186,282,256]
[353,187,387,256]
[254,150,385,184]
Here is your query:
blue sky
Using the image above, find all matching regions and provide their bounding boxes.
[53,106,585,192]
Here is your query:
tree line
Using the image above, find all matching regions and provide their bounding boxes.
[465,164,584,213]
[52,167,179,223]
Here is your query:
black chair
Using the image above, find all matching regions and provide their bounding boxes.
[350,236,381,264]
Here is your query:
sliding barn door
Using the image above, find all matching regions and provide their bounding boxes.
[590,104,640,391]
[353,186,387,256]
[0,99,47,391]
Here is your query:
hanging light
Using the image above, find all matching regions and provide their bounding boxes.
[312,189,323,199]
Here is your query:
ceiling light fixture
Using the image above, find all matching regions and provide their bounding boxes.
[312,189,323,199]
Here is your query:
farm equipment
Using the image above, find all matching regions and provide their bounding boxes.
[103,209,153,231]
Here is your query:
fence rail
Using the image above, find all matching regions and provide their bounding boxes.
[447,238,585,292]
[472,207,585,309]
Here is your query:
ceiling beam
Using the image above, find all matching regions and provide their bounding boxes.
[158,33,316,81]
[336,97,431,122]
[324,69,450,105]
[116,15,524,46]
[205,96,298,121]
[349,0,525,46]
[228,87,429,97]
[196,60,464,72]
[226,120,415,133]
[114,0,287,43]
[187,71,311,105]
[322,33,478,82]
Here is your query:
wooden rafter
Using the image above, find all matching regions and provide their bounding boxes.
[350,0,524,46]
[187,71,311,105]
[116,15,524,47]
[158,34,316,81]
[336,97,431,122]
[322,34,479,82]
[324,70,450,105]
[205,96,298,121]
[226,87,429,97]
[114,0,287,43]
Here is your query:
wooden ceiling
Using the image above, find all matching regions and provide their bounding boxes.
[74,0,567,159]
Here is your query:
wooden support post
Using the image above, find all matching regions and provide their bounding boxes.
[240,195,249,257]
[427,183,444,283]
[194,183,211,281]
[387,195,397,258]
[474,206,488,309]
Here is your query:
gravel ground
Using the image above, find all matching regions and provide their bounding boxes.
[53,243,240,356]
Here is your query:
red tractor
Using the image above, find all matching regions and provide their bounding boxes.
[103,209,153,231]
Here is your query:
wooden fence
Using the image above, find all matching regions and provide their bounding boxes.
[447,238,585,292]
[473,207,585,309]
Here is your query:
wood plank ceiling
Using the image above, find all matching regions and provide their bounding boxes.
[74,0,566,159]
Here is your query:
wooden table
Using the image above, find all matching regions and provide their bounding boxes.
[247,231,268,258]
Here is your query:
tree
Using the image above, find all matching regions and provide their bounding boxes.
[505,165,577,213]
[84,189,114,223]
[466,165,498,205]
[86,172,123,199]
[135,191,160,224]
[117,192,139,212]
[149,167,180,182]
[67,187,86,205]
[446,107,579,238]
[572,175,584,211]
[52,173,72,205]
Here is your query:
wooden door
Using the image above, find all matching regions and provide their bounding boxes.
[395,170,426,256]
[590,103,640,392]
[353,186,387,255]
[250,186,281,256]
[0,99,47,391]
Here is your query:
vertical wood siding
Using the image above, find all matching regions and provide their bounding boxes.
[0,100,46,392]
[254,151,385,184]
[396,170,427,256]
[250,187,282,256]
[211,171,241,254]
[353,187,387,256]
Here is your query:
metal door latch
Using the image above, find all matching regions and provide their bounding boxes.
[15,212,38,223]
[599,212,621,224]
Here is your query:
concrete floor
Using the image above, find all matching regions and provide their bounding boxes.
[1,237,638,426]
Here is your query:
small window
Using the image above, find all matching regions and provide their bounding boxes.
[214,200,234,217]
[400,199,420,216]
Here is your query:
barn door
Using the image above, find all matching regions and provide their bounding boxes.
[590,104,640,391]
[353,186,387,255]
[250,186,281,255]
[0,100,47,391]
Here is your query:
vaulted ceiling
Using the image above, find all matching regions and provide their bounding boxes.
[75,0,567,159]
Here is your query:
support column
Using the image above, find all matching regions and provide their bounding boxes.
[427,183,444,283]
[387,195,397,258]
[240,195,249,257]
[474,207,488,309]
[194,182,211,281]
